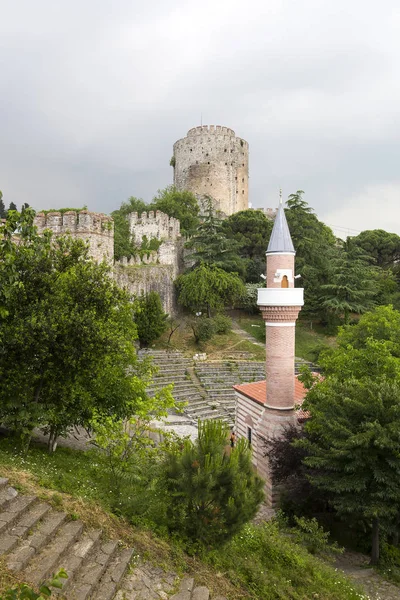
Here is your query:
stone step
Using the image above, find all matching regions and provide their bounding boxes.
[23,519,84,585]
[192,586,210,600]
[68,540,119,600]
[93,547,134,600]
[0,477,9,490]
[0,486,19,511]
[0,495,37,534]
[0,501,51,556]
[55,529,103,592]
[7,510,67,572]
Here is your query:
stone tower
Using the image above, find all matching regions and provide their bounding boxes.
[234,197,305,506]
[172,125,249,217]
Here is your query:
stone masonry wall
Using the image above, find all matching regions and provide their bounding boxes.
[34,211,114,266]
[173,125,249,217]
[129,211,180,246]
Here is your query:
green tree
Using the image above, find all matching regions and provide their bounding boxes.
[320,238,377,325]
[176,264,246,317]
[222,209,273,282]
[0,209,158,451]
[150,186,200,236]
[162,419,264,546]
[185,197,244,276]
[301,377,400,564]
[284,191,337,321]
[298,308,400,563]
[351,229,400,269]
[0,191,6,219]
[337,304,400,356]
[112,197,148,260]
[133,291,168,347]
[7,201,17,213]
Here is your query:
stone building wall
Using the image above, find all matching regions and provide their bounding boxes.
[34,210,114,266]
[172,125,249,217]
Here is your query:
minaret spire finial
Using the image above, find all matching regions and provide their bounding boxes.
[279,188,283,205]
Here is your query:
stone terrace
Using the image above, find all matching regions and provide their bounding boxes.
[0,478,227,600]
[139,350,317,428]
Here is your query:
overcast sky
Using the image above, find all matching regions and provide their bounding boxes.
[1,0,399,237]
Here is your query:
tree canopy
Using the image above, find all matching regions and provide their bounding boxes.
[299,306,400,563]
[150,186,200,236]
[284,191,337,320]
[351,229,400,269]
[0,209,171,450]
[222,209,273,282]
[176,263,245,317]
[185,197,244,276]
[320,238,377,324]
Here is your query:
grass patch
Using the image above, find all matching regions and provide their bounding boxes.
[0,436,368,600]
[235,312,336,362]
[154,318,265,361]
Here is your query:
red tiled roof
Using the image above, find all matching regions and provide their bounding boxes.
[233,377,310,420]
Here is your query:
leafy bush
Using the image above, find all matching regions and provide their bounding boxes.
[189,317,216,344]
[291,516,343,559]
[379,543,400,583]
[212,314,232,334]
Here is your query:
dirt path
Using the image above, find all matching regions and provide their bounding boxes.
[335,551,400,600]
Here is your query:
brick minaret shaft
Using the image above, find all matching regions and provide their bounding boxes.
[257,198,304,410]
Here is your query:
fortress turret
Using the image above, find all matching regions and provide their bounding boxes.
[172,125,249,217]
[34,210,114,266]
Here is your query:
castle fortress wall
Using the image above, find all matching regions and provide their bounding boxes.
[34,211,114,266]
[129,211,180,246]
[173,125,249,217]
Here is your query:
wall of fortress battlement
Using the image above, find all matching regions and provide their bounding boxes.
[173,125,249,217]
[33,209,182,314]
[128,210,180,246]
[34,210,114,266]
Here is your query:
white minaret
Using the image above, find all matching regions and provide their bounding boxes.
[257,194,304,410]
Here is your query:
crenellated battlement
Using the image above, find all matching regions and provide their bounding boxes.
[34,210,114,236]
[129,210,180,246]
[34,210,114,265]
[187,125,236,137]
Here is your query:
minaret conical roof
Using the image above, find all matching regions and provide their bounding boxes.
[266,200,295,254]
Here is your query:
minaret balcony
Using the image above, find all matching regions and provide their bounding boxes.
[257,287,304,307]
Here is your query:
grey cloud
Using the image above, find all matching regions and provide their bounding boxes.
[0,0,399,236]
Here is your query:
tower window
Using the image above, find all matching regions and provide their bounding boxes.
[224,149,227,152]
[247,427,252,447]
[281,276,289,288]
[242,178,244,182]
[242,190,244,194]
[206,153,209,157]
[190,148,192,152]
[208,162,210,164]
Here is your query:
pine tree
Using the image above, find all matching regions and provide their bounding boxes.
[185,196,244,276]
[320,238,377,324]
[162,419,264,546]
